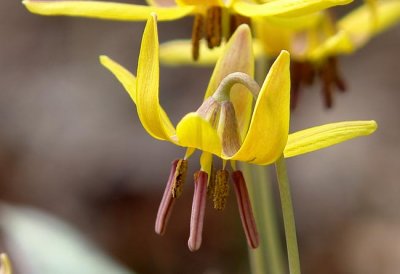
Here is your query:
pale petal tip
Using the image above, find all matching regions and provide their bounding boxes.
[367,120,378,133]
[150,12,158,21]
[99,55,109,64]
[278,50,290,61]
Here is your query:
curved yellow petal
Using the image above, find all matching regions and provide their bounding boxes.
[176,113,222,156]
[136,15,176,141]
[338,1,400,48]
[308,30,354,60]
[205,24,254,139]
[100,55,173,129]
[284,120,377,158]
[23,0,194,21]
[159,39,264,66]
[100,55,137,103]
[229,50,290,165]
[233,0,352,18]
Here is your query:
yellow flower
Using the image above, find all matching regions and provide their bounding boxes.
[100,14,376,251]
[0,254,12,274]
[23,0,352,59]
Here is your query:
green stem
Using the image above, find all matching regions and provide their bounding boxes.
[275,155,301,274]
[241,163,285,274]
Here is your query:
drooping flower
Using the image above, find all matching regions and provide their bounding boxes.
[23,0,352,60]
[101,14,376,251]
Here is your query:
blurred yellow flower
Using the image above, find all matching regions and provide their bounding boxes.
[100,14,377,251]
[159,1,400,107]
[0,254,12,274]
[23,0,352,59]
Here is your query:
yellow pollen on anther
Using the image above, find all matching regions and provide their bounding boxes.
[171,159,188,198]
[213,169,230,210]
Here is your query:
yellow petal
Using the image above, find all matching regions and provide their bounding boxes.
[159,39,264,66]
[338,1,400,48]
[100,55,137,104]
[233,0,352,18]
[284,121,377,158]
[23,0,194,21]
[229,50,290,165]
[145,0,177,7]
[175,0,224,6]
[205,24,254,139]
[176,113,222,156]
[136,14,176,141]
[308,30,354,60]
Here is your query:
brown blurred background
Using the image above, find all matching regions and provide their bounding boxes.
[1,0,400,273]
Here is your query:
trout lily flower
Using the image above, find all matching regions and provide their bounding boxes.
[23,0,352,60]
[100,14,376,251]
[159,1,400,107]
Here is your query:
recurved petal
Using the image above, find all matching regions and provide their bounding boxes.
[229,50,290,165]
[284,121,377,158]
[100,55,137,103]
[308,30,354,60]
[136,14,176,141]
[176,113,222,156]
[205,24,254,140]
[338,1,400,48]
[233,0,352,18]
[159,39,264,66]
[23,0,194,21]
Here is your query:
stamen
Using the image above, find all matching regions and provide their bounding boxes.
[320,57,347,108]
[171,159,188,198]
[188,171,208,251]
[232,170,259,249]
[206,6,222,49]
[155,160,179,235]
[191,13,204,61]
[229,14,251,39]
[207,168,216,199]
[213,169,229,210]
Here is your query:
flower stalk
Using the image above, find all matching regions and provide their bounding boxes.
[275,155,301,274]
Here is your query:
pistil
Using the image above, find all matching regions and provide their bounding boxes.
[232,170,259,249]
[188,171,208,251]
[155,160,179,235]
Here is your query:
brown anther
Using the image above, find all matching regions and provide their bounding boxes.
[218,101,241,157]
[191,13,204,61]
[206,6,222,49]
[319,57,347,108]
[207,167,216,199]
[155,160,179,236]
[171,159,188,198]
[188,171,208,251]
[229,14,251,39]
[290,60,316,109]
[213,169,230,210]
[232,170,259,249]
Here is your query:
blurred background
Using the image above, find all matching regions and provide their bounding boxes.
[0,0,399,273]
